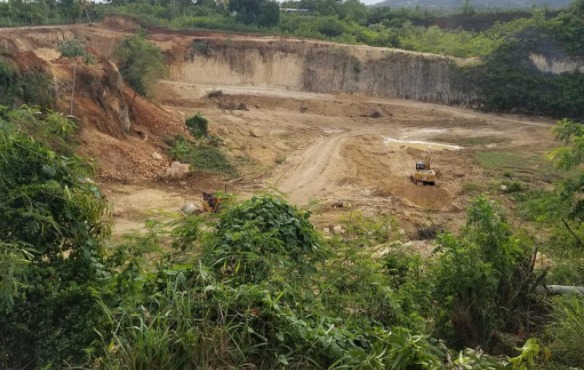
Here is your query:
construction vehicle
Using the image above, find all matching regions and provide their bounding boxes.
[410,147,436,186]
[201,191,223,213]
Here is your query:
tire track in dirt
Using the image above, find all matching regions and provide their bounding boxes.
[271,97,553,206]
[275,133,350,204]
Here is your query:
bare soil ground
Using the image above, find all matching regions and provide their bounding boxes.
[107,80,557,241]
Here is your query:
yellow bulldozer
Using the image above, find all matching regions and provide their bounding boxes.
[410,147,436,186]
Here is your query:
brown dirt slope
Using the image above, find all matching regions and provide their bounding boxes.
[0,24,189,181]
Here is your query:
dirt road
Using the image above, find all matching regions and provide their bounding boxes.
[276,133,349,204]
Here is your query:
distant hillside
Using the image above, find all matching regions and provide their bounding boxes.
[371,0,573,9]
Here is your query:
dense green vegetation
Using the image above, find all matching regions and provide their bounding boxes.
[462,9,584,119]
[373,0,572,10]
[0,59,54,107]
[115,31,167,99]
[0,104,583,369]
[0,0,579,58]
[0,105,110,367]
[0,0,94,26]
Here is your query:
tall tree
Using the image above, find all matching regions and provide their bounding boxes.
[58,0,82,23]
[229,0,281,26]
[259,0,280,27]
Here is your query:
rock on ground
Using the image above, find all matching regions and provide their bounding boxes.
[165,161,190,178]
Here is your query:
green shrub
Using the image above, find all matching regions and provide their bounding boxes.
[192,40,211,56]
[0,59,54,107]
[0,106,111,368]
[185,113,208,138]
[0,59,21,106]
[1,105,77,154]
[115,32,167,97]
[204,195,324,284]
[431,197,539,349]
[547,295,584,368]
[169,135,233,174]
[26,70,54,106]
[502,179,524,192]
[316,17,345,37]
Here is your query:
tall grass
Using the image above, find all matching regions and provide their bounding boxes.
[548,295,584,368]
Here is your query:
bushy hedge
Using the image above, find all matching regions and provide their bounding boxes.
[0,59,54,107]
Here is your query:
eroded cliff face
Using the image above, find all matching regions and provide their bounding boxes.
[0,24,187,180]
[0,26,130,137]
[168,39,477,105]
[3,19,583,113]
[529,52,584,74]
[0,21,481,108]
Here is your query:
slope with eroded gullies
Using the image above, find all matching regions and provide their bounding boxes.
[0,18,559,239]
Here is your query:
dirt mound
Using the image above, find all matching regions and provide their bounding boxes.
[74,88,188,181]
[125,88,188,140]
[79,128,171,181]
[65,62,187,180]
[383,184,452,210]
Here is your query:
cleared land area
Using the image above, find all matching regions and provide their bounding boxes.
[109,80,556,240]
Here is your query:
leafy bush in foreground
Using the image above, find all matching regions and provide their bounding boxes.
[547,295,584,368]
[94,194,546,369]
[204,195,324,284]
[0,106,111,368]
[432,197,541,350]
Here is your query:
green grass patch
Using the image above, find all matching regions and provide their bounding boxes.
[474,150,563,182]
[440,135,511,147]
[187,145,233,173]
[463,181,490,194]
[169,136,234,174]
[475,151,534,170]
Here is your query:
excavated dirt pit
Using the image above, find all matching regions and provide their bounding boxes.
[0,23,559,248]
[106,81,557,242]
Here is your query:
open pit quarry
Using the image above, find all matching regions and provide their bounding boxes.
[0,17,562,243]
